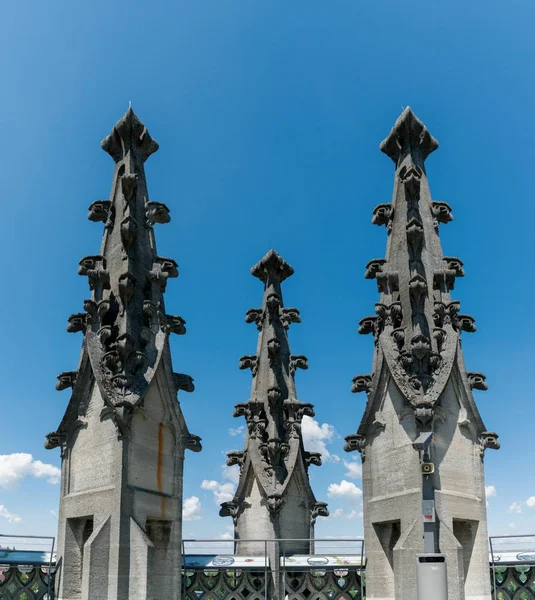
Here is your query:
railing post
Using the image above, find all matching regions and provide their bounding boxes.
[48,536,55,600]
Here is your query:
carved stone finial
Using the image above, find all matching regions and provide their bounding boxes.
[380,107,439,164]
[101,108,159,163]
[251,249,294,282]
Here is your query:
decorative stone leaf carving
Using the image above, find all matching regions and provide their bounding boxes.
[161,314,186,335]
[311,501,329,524]
[156,256,179,279]
[406,218,424,252]
[219,501,240,525]
[44,431,66,452]
[344,434,366,461]
[467,372,488,391]
[358,316,377,335]
[280,307,301,329]
[78,255,110,293]
[376,271,399,294]
[226,451,245,467]
[479,431,500,456]
[432,201,453,228]
[88,200,111,223]
[118,272,136,312]
[365,259,386,280]
[67,313,86,333]
[245,308,263,330]
[443,256,465,278]
[458,314,477,333]
[304,452,322,468]
[371,203,393,229]
[120,173,138,203]
[146,201,170,225]
[174,373,195,393]
[56,371,77,391]
[266,494,284,516]
[184,434,202,453]
[289,355,308,376]
[267,338,281,359]
[351,374,372,394]
[239,355,258,376]
[120,216,137,254]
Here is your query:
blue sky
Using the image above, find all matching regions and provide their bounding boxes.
[0,0,534,545]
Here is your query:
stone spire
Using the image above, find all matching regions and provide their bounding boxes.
[46,109,199,600]
[221,250,328,556]
[345,108,498,599]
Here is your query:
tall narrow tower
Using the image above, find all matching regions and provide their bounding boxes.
[221,250,328,556]
[46,109,200,600]
[345,108,498,600]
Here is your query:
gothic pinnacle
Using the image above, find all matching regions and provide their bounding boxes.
[221,250,328,546]
[346,107,499,443]
[51,109,196,440]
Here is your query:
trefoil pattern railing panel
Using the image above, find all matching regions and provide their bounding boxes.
[0,566,54,600]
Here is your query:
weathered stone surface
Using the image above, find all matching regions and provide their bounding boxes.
[47,109,199,600]
[346,108,498,600]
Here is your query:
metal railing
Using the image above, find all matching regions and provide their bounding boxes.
[489,534,535,600]
[182,537,365,600]
[0,534,55,599]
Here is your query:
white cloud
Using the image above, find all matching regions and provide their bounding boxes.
[222,464,240,485]
[201,480,236,505]
[50,509,58,517]
[508,502,523,514]
[343,459,362,479]
[0,454,61,490]
[526,497,535,508]
[183,496,202,521]
[327,480,363,502]
[327,507,362,520]
[228,426,245,437]
[509,522,516,529]
[302,417,338,462]
[485,485,497,505]
[0,505,21,524]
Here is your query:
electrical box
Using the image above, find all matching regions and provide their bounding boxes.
[416,554,448,600]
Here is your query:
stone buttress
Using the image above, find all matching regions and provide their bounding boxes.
[221,250,329,561]
[46,109,200,600]
[345,108,499,600]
